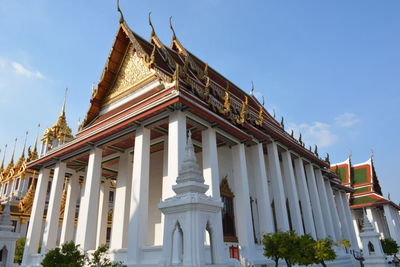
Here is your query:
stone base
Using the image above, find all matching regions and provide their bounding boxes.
[363,256,388,267]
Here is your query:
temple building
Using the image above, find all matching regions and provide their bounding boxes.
[10,10,364,267]
[0,134,39,237]
[331,156,400,249]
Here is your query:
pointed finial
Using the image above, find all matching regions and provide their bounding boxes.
[273,109,276,119]
[61,87,68,115]
[314,144,318,156]
[298,133,303,145]
[1,144,7,170]
[325,153,330,165]
[10,138,17,163]
[169,16,177,41]
[250,81,254,95]
[117,0,125,23]
[290,129,294,137]
[262,96,265,106]
[33,124,40,153]
[20,131,28,158]
[280,116,284,129]
[349,149,353,159]
[370,149,374,159]
[204,63,209,76]
[149,12,155,38]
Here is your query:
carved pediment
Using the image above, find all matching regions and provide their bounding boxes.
[220,176,234,198]
[103,44,154,106]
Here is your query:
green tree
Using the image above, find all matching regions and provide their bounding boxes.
[262,230,300,267]
[381,238,399,255]
[88,244,126,267]
[41,241,86,267]
[296,234,316,266]
[313,238,336,267]
[14,238,25,264]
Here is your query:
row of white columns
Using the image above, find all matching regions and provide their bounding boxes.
[22,110,361,265]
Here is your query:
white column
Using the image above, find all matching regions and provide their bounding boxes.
[163,111,186,200]
[384,204,400,244]
[334,190,351,241]
[315,169,336,240]
[294,158,316,238]
[22,168,50,265]
[305,163,326,238]
[281,150,304,234]
[60,172,80,244]
[201,127,225,264]
[267,142,290,231]
[231,143,255,256]
[75,146,103,251]
[340,191,358,248]
[248,143,274,235]
[325,180,342,241]
[202,128,220,198]
[96,179,110,247]
[41,161,66,253]
[110,151,132,250]
[127,126,151,264]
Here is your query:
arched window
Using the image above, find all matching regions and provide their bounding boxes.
[368,241,375,255]
[220,177,237,242]
[172,222,183,265]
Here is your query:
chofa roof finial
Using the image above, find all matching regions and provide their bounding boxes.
[117,0,125,24]
[169,16,177,41]
[149,12,155,38]
[250,81,254,95]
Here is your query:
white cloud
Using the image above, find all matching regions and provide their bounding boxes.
[11,61,44,79]
[335,112,360,127]
[288,121,338,148]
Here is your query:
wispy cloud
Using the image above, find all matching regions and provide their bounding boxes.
[288,112,361,148]
[288,121,338,148]
[335,112,360,127]
[11,61,44,79]
[0,59,5,68]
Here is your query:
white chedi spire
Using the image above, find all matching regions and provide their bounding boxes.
[362,208,375,232]
[172,131,209,195]
[0,202,14,232]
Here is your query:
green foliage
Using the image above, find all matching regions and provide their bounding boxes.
[336,239,351,249]
[381,238,399,255]
[88,244,126,267]
[41,241,86,267]
[313,238,336,267]
[14,238,25,264]
[296,234,316,266]
[262,231,336,267]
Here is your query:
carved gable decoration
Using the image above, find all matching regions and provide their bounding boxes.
[220,176,234,198]
[103,44,153,106]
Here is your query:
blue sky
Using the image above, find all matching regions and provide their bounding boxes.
[0,1,399,203]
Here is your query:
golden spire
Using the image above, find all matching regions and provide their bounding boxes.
[32,124,40,155]
[0,145,5,172]
[14,131,28,172]
[10,138,17,165]
[42,88,73,146]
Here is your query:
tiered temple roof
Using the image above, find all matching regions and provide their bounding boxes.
[28,14,336,172]
[331,156,399,210]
